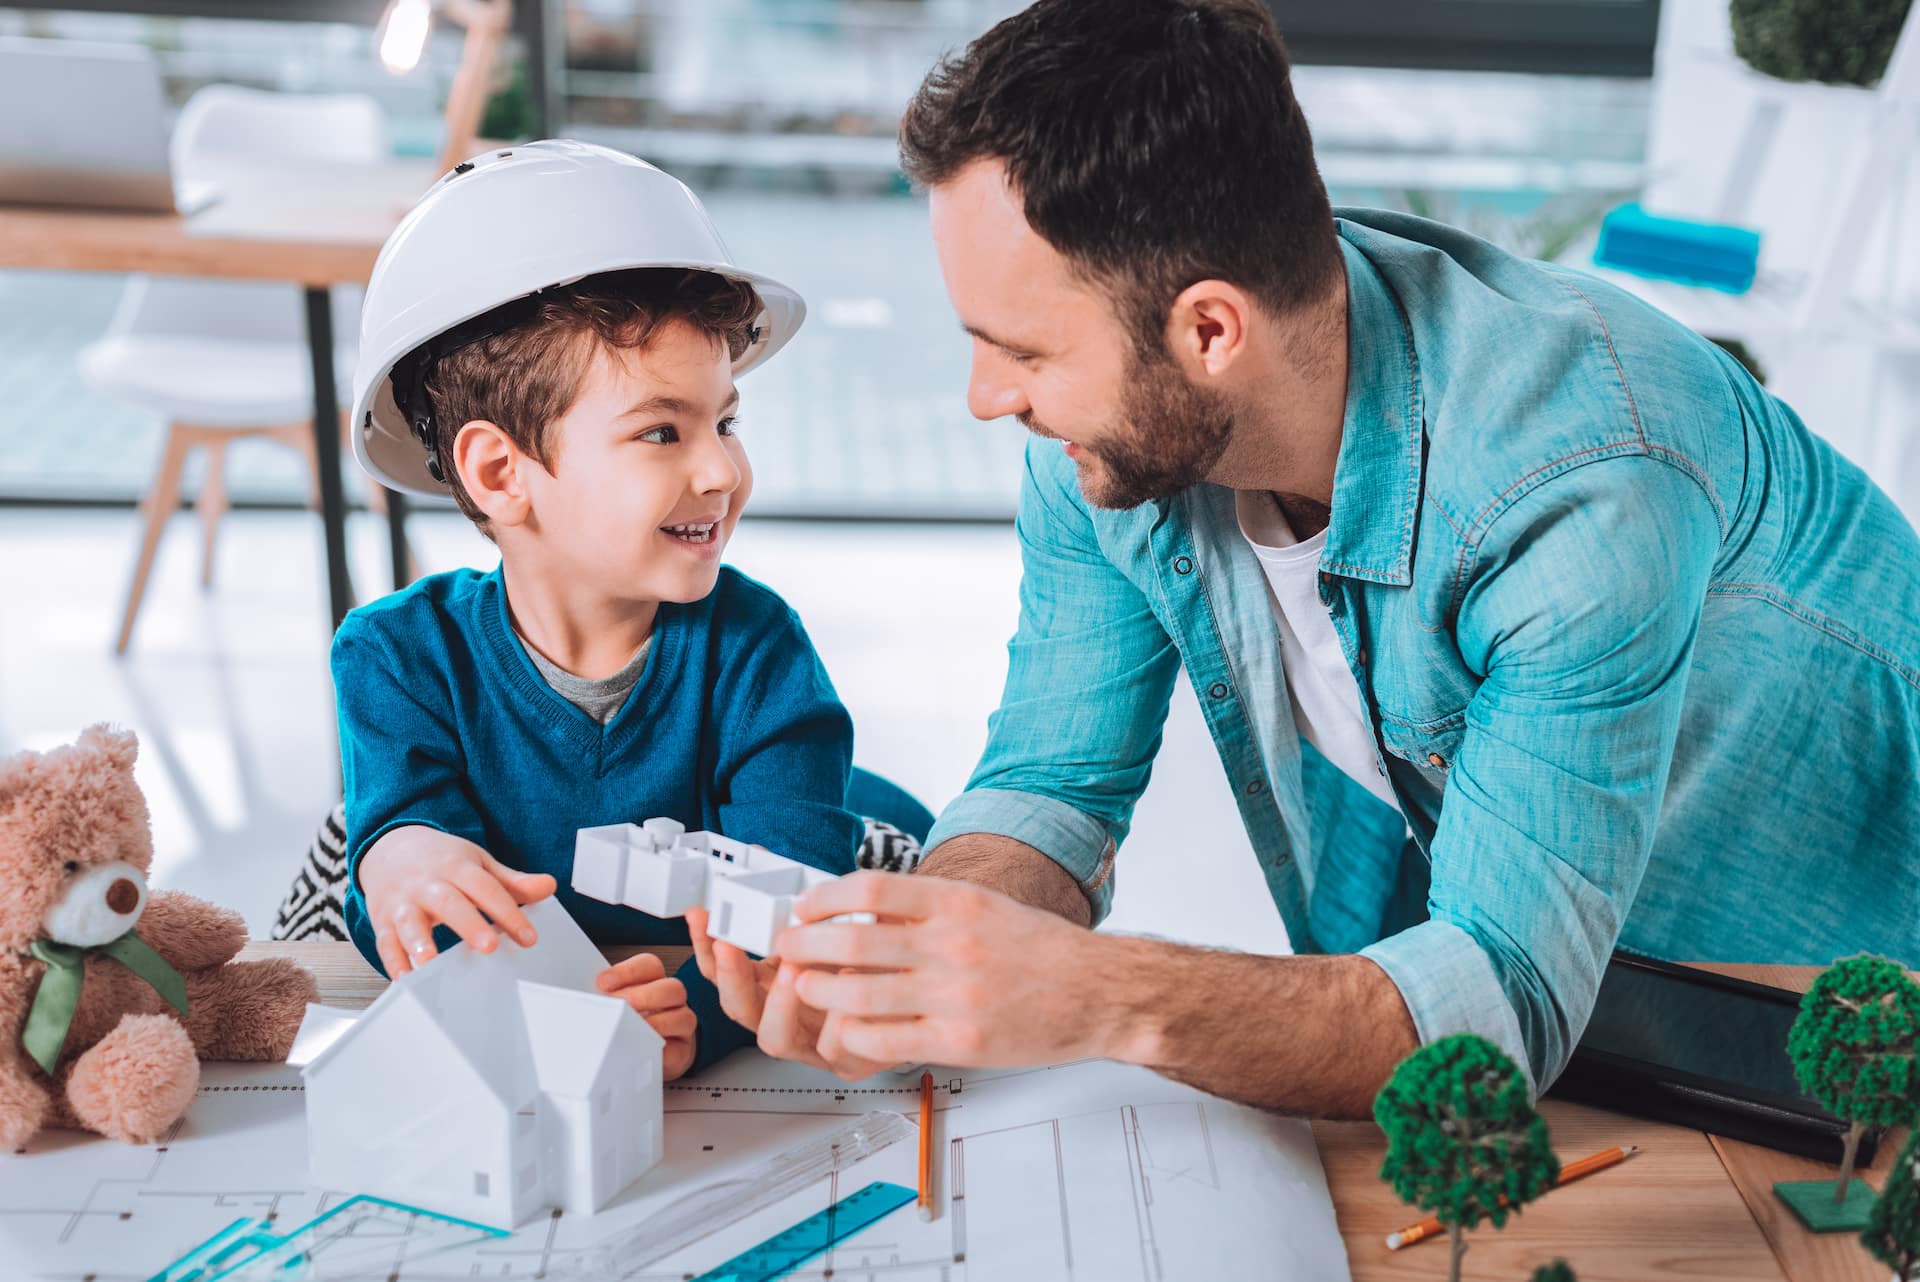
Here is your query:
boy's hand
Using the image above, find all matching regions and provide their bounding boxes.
[686,907,896,1082]
[359,826,556,977]
[596,953,697,1080]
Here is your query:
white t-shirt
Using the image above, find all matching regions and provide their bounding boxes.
[1235,491,1401,812]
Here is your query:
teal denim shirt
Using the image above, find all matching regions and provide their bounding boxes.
[926,209,1920,1089]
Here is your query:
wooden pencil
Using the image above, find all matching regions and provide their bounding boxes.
[917,1071,935,1221]
[1384,1145,1640,1249]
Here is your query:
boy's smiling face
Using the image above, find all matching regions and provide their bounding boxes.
[518,318,752,605]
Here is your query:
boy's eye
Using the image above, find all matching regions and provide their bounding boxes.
[637,424,679,445]
[718,416,741,437]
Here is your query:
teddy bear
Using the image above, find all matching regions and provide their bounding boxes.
[0,725,317,1149]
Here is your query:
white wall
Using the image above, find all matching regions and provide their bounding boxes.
[1644,0,1920,511]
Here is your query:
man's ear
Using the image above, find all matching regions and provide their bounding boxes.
[1167,279,1254,380]
[451,420,534,528]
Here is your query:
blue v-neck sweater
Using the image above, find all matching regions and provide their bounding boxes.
[331,564,863,1072]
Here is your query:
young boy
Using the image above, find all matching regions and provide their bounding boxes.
[333,141,864,1078]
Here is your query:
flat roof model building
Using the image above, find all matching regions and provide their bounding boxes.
[571,818,844,957]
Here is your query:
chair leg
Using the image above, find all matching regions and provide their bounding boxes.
[116,424,195,655]
[268,421,323,511]
[198,439,230,589]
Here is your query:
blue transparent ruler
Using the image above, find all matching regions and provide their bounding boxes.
[147,1194,506,1281]
[689,1180,917,1282]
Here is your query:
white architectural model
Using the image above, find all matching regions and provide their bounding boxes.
[292,898,664,1230]
[571,817,842,957]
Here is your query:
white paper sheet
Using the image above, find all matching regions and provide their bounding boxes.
[0,1053,1350,1281]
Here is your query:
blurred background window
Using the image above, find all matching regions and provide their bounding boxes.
[0,0,1655,520]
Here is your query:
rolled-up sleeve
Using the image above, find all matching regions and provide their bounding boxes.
[924,439,1181,923]
[1367,452,1721,1089]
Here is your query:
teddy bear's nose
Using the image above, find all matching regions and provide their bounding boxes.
[106,878,141,914]
[42,860,148,947]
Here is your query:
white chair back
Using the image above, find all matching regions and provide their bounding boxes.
[108,86,388,351]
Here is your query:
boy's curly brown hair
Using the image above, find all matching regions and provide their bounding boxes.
[423,267,762,531]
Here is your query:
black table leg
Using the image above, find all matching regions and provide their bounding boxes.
[304,287,353,632]
[386,488,411,591]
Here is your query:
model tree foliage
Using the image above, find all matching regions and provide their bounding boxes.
[1864,1129,1920,1280]
[1529,1263,1577,1282]
[1787,954,1920,1198]
[1729,0,1913,87]
[1375,1034,1561,1282]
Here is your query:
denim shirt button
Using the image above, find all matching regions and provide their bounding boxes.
[1208,682,1230,699]
[1173,556,1194,576]
[1245,778,1266,796]
[1427,752,1449,769]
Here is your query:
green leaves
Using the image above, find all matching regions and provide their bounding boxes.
[1787,955,1920,1129]
[1863,1130,1920,1279]
[1530,1262,1577,1282]
[1374,1034,1561,1235]
[1729,0,1913,87]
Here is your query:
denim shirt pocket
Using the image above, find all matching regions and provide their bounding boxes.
[1376,709,1467,799]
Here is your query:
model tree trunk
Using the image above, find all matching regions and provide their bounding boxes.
[1837,1120,1866,1200]
[1448,1221,1468,1282]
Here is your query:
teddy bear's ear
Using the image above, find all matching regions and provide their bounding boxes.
[77,723,140,775]
[0,744,35,806]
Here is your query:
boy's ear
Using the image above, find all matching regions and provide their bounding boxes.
[451,420,534,529]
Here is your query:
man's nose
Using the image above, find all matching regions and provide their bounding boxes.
[967,352,1028,423]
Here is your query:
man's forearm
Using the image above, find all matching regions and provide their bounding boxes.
[916,832,1092,926]
[912,832,1418,1118]
[1097,936,1420,1118]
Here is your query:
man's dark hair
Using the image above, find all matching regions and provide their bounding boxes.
[900,0,1341,354]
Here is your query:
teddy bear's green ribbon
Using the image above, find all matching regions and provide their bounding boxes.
[22,933,189,1076]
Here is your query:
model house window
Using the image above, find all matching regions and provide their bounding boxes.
[473,1172,489,1196]
[518,1164,538,1193]
[597,1089,611,1116]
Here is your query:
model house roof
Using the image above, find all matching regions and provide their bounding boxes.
[300,898,661,1103]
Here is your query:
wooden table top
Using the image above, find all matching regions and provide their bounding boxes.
[242,944,1895,1282]
[0,158,435,285]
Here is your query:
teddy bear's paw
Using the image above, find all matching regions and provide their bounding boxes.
[0,1076,50,1154]
[185,958,320,1062]
[65,1014,199,1144]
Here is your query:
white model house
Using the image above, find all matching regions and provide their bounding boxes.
[294,898,664,1229]
[571,817,844,956]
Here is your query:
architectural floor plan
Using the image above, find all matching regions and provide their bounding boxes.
[2,1054,1349,1281]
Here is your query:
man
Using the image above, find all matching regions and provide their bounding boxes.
[696,0,1920,1117]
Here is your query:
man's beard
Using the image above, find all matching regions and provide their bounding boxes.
[1034,348,1235,511]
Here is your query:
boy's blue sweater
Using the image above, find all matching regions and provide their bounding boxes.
[332,564,862,1072]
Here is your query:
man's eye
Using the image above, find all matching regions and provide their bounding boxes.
[718,416,742,437]
[638,424,679,445]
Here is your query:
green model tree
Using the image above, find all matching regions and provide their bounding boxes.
[1729,0,1913,87]
[1528,1263,1576,1282]
[1863,1129,1920,1280]
[1375,1034,1561,1282]
[1776,954,1920,1231]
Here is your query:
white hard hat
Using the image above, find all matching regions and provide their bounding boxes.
[350,139,806,496]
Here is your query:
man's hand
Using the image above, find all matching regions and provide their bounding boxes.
[773,872,1124,1069]
[686,907,898,1081]
[358,826,556,977]
[596,953,697,1080]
